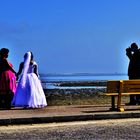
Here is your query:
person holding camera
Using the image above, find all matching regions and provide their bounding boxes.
[126,42,140,105]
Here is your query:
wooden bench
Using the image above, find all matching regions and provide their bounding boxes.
[106,80,140,112]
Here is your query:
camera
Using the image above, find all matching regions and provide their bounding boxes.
[126,47,131,52]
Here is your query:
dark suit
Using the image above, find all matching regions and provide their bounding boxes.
[126,48,140,103]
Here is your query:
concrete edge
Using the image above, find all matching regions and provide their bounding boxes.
[0,112,140,125]
[94,112,140,120]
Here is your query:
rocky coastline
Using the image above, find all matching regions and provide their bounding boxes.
[43,80,109,105]
[51,80,107,87]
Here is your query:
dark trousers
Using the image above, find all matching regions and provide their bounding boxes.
[129,76,140,103]
[129,95,140,103]
[0,92,14,109]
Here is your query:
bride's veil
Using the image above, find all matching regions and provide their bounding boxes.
[20,51,31,88]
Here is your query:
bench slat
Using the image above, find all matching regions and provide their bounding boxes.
[106,93,140,96]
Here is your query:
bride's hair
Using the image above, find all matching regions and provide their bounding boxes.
[30,51,34,61]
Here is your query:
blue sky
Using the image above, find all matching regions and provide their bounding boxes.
[0,0,140,74]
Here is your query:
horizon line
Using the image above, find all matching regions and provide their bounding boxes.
[39,72,127,76]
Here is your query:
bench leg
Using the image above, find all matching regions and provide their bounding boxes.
[110,96,116,111]
[116,81,125,112]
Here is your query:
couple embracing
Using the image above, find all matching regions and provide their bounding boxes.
[0,48,47,109]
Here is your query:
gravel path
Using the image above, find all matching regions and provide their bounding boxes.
[0,119,140,140]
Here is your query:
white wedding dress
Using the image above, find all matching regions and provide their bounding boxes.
[12,52,47,108]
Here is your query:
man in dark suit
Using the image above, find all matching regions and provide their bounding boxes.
[126,42,140,105]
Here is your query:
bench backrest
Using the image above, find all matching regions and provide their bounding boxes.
[107,80,140,93]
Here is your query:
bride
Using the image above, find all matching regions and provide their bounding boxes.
[12,51,47,108]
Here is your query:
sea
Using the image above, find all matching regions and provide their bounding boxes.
[40,73,128,89]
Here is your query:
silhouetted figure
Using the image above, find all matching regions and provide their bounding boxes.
[126,43,140,105]
[0,48,16,109]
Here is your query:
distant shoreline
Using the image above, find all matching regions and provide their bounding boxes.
[40,73,127,77]
[40,73,128,82]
